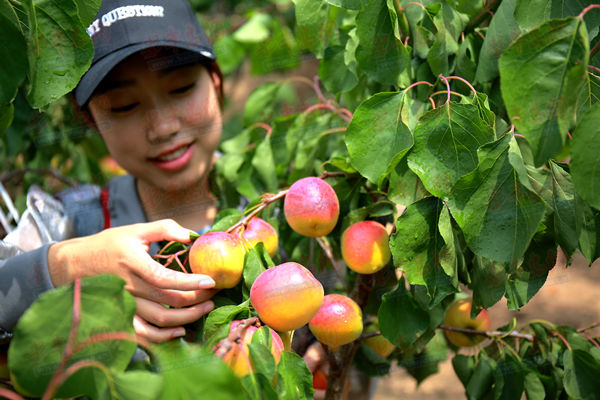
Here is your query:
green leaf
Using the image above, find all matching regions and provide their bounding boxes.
[407,102,495,198]
[113,370,164,400]
[499,17,589,166]
[243,248,267,295]
[0,103,14,136]
[26,0,94,108]
[233,13,271,43]
[248,343,276,381]
[319,45,358,93]
[388,156,429,206]
[447,135,547,264]
[577,69,600,117]
[571,103,600,210]
[293,0,331,57]
[378,279,430,348]
[524,372,546,400]
[452,354,476,387]
[399,330,448,385]
[249,22,300,74]
[475,0,521,83]
[242,373,279,400]
[243,82,282,126]
[471,256,507,310]
[8,275,137,398]
[214,34,246,74]
[153,341,245,400]
[203,304,251,348]
[563,349,600,400]
[504,231,555,310]
[324,0,370,10]
[514,0,552,31]
[355,0,410,86]
[466,356,494,400]
[576,194,600,264]
[72,0,101,26]
[276,351,314,400]
[549,162,578,255]
[251,135,278,192]
[345,92,413,184]
[390,198,455,303]
[493,354,525,400]
[0,12,28,103]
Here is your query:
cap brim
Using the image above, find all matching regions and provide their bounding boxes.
[74,40,216,107]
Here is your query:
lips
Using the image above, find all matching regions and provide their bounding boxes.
[149,142,195,172]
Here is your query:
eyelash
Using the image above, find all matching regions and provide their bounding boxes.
[109,83,196,113]
[170,83,195,94]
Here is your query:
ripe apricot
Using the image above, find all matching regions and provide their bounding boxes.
[443,298,492,347]
[309,294,363,351]
[341,220,391,274]
[363,320,395,358]
[250,262,324,332]
[232,217,279,258]
[222,320,284,377]
[188,231,246,289]
[284,177,339,237]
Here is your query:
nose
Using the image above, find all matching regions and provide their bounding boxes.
[145,103,181,144]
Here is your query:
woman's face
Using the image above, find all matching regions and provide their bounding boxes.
[88,51,222,191]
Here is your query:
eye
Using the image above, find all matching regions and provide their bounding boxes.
[170,83,195,94]
[110,103,139,113]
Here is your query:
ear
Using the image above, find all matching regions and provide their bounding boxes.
[207,62,224,108]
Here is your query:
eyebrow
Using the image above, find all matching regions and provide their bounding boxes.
[96,64,198,94]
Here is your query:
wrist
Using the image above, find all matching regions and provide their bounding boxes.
[47,240,77,287]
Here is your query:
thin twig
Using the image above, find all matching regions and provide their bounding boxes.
[225,190,289,234]
[438,325,534,341]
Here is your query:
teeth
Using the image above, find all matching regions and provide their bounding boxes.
[157,146,188,162]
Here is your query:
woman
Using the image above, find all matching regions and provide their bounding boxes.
[0,0,223,344]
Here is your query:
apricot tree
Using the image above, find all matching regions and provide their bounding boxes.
[2,1,600,400]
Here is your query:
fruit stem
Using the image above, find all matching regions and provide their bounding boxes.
[358,330,381,341]
[278,330,294,352]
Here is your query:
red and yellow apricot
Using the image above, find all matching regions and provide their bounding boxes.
[341,221,391,274]
[250,262,324,332]
[232,217,278,258]
[222,320,284,377]
[443,298,492,347]
[309,294,363,351]
[363,320,395,358]
[284,177,339,237]
[188,231,246,289]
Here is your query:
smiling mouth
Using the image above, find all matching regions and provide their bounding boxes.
[152,143,193,162]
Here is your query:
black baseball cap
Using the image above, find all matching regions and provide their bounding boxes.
[74,0,217,106]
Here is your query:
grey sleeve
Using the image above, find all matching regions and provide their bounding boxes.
[0,243,55,331]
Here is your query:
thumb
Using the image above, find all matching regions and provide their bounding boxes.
[133,219,195,244]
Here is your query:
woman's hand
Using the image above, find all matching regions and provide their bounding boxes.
[48,219,217,342]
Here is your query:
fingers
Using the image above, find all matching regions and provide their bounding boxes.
[133,315,186,343]
[135,297,214,327]
[138,258,215,291]
[133,219,196,244]
[126,274,218,308]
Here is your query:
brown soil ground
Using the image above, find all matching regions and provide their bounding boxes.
[373,253,600,400]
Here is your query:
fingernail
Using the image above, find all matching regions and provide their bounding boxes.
[172,328,186,338]
[198,276,215,288]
